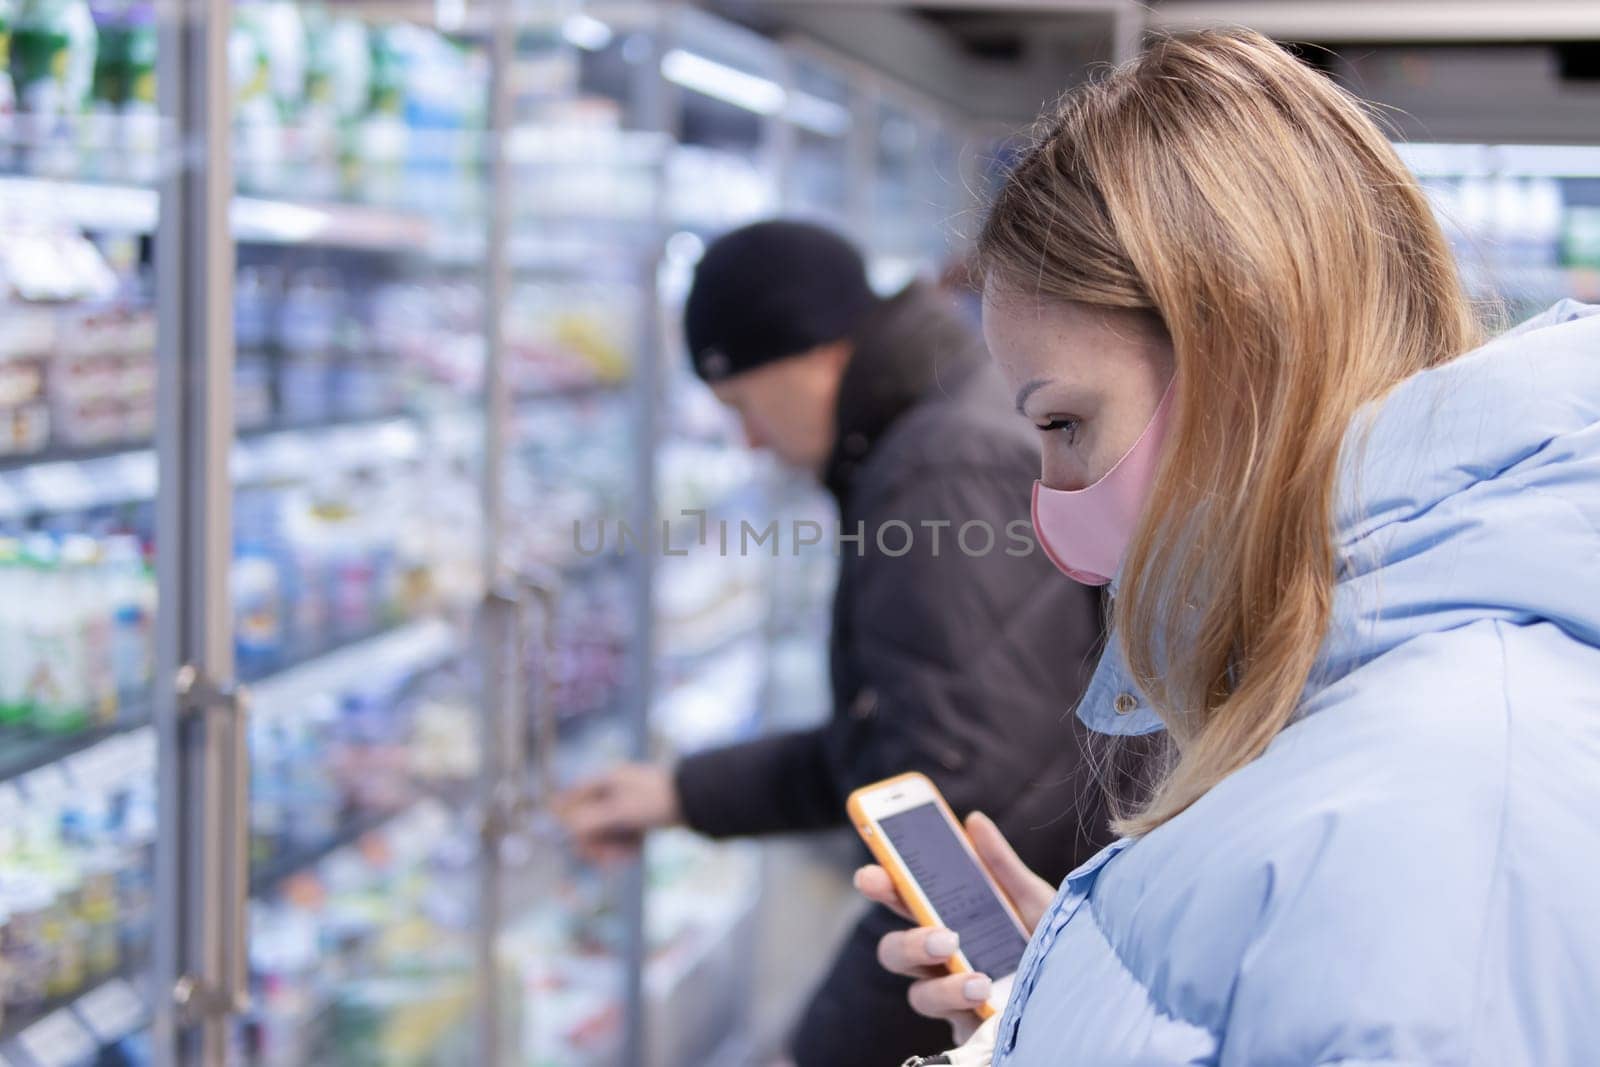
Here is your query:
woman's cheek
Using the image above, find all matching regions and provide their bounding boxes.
[1040,442,1089,492]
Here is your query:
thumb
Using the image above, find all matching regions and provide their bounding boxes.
[966,811,1052,926]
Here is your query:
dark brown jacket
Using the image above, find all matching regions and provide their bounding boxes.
[673,281,1112,1065]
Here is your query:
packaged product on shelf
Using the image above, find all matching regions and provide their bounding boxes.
[231,0,306,196]
[0,737,156,1025]
[0,310,51,454]
[329,285,393,420]
[389,23,482,215]
[0,538,31,721]
[22,535,93,733]
[234,265,281,431]
[0,532,151,732]
[322,14,370,198]
[292,5,339,200]
[11,0,97,176]
[48,300,157,448]
[81,0,122,178]
[1,880,58,1013]
[245,800,474,1065]
[0,0,16,172]
[351,27,407,207]
[1562,206,1600,271]
[234,542,286,679]
[0,298,55,460]
[103,533,153,703]
[117,0,157,183]
[61,533,116,722]
[276,268,339,423]
[280,699,343,851]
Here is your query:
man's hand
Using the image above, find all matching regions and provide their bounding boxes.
[551,763,682,865]
[853,811,1056,1043]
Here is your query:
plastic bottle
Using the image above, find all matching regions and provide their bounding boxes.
[0,0,17,172]
[0,537,31,723]
[15,0,95,176]
[104,534,152,705]
[234,540,284,680]
[118,0,155,183]
[59,535,115,725]
[230,6,279,194]
[24,536,93,733]
[356,27,407,206]
[276,269,338,423]
[82,0,122,178]
[10,0,74,173]
[297,4,338,199]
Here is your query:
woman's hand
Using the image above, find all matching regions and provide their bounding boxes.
[854,811,1056,1044]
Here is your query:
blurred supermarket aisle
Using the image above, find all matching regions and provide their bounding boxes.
[0,0,1594,1064]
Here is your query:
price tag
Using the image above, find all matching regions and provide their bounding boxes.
[74,978,147,1045]
[18,1009,97,1067]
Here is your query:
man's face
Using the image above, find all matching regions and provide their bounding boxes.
[709,341,851,474]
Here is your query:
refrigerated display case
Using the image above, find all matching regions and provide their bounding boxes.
[226,2,496,1059]
[1395,142,1600,322]
[0,0,196,1062]
[0,0,978,1062]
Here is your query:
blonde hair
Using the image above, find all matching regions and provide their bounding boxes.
[979,29,1481,835]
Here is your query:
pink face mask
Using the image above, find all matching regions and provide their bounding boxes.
[1031,382,1175,586]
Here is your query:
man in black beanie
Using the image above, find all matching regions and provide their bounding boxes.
[554,221,1109,1066]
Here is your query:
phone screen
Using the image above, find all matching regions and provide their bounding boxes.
[877,802,1029,978]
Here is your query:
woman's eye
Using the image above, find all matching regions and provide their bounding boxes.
[1037,417,1080,441]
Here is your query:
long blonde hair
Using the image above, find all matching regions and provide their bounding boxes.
[979,29,1482,835]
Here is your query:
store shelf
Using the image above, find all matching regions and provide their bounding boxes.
[0,963,149,1062]
[517,380,630,405]
[0,619,458,793]
[249,616,461,714]
[0,409,485,518]
[0,409,426,476]
[0,703,150,789]
[251,804,412,898]
[657,590,768,662]
[0,174,449,252]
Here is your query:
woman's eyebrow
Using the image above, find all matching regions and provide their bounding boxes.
[1015,377,1052,414]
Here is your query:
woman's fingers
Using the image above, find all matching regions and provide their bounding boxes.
[906,971,992,1024]
[853,865,914,922]
[877,925,964,977]
[966,811,1058,930]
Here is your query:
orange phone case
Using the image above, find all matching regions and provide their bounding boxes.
[846,771,1025,1019]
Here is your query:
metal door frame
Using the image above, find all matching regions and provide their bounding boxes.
[153,0,243,1060]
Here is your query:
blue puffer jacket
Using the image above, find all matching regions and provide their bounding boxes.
[993,301,1600,1066]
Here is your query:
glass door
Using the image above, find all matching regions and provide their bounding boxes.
[0,0,200,1058]
[224,0,493,1061]
[781,53,855,231]
[1394,142,1600,321]
[487,2,655,1063]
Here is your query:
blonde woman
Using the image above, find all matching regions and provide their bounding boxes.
[857,29,1600,1066]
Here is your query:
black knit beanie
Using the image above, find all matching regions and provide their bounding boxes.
[685,220,878,383]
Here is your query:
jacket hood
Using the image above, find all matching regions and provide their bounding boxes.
[1081,299,1600,736]
[822,281,988,502]
[1315,298,1600,693]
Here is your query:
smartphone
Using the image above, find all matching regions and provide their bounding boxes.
[847,772,1030,1019]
